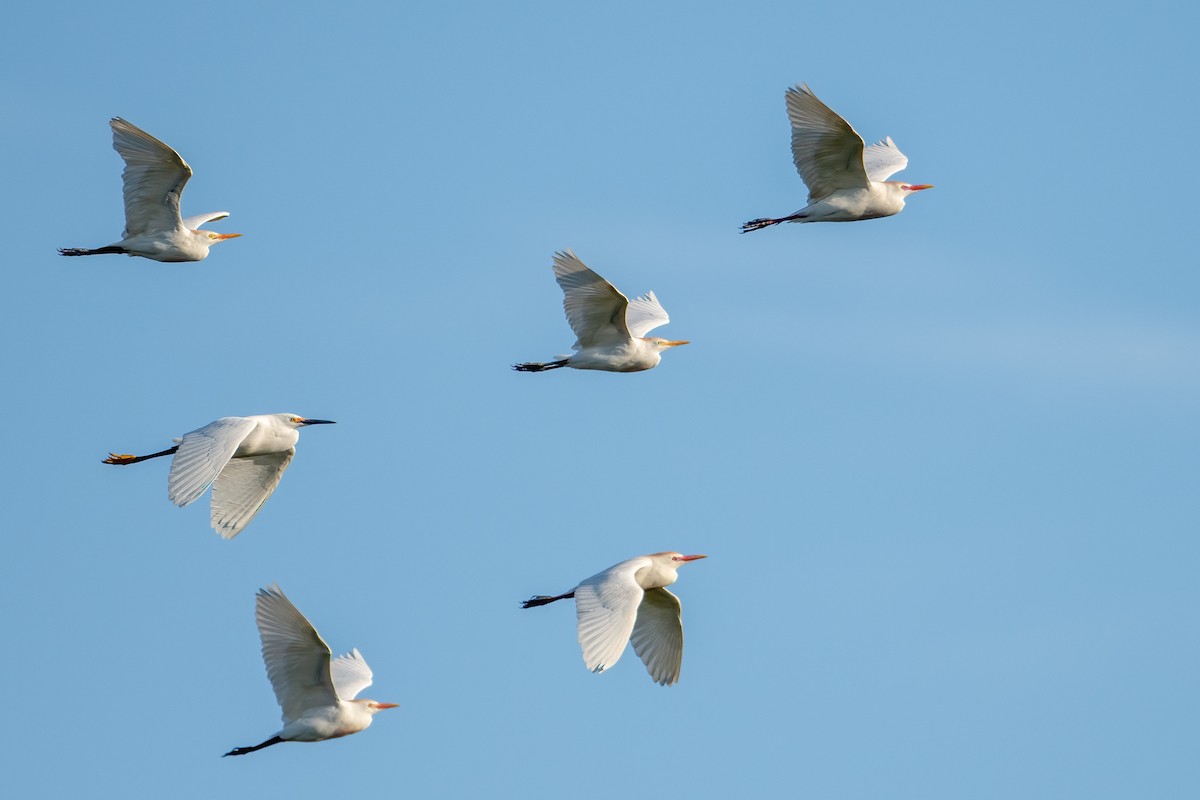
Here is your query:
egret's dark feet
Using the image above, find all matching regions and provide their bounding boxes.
[223,736,285,757]
[101,446,179,465]
[521,592,575,608]
[741,217,785,233]
[513,359,569,372]
[58,246,126,256]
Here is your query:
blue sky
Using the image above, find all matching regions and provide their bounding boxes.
[2,1,1197,797]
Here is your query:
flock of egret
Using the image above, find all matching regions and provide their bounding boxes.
[73,82,929,755]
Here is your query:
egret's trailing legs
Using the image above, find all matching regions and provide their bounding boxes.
[59,246,129,257]
[512,358,569,373]
[223,736,285,757]
[741,214,804,232]
[521,591,575,608]
[102,446,180,465]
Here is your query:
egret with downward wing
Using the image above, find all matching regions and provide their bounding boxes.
[60,117,241,261]
[102,413,334,539]
[522,552,707,685]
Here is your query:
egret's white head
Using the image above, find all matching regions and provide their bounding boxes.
[198,230,242,246]
[650,551,707,566]
[363,700,399,714]
[647,338,690,350]
[281,414,337,428]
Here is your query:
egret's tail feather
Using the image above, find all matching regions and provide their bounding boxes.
[223,736,285,757]
[59,246,127,256]
[512,358,569,373]
[521,591,575,608]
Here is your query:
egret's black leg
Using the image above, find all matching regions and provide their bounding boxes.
[102,446,180,465]
[741,214,804,233]
[521,591,575,609]
[223,736,285,757]
[59,246,128,256]
[512,359,570,372]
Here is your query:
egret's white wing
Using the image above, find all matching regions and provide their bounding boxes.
[630,587,684,686]
[624,290,670,338]
[110,118,191,237]
[167,417,256,508]
[254,585,338,725]
[329,648,374,701]
[574,558,646,674]
[181,211,230,230]
[210,448,294,539]
[551,250,631,349]
[785,84,869,200]
[862,136,908,182]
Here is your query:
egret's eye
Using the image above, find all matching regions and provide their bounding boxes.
[208,233,218,239]
[290,417,303,423]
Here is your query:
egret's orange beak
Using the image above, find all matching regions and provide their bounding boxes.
[675,554,707,561]
[663,340,690,347]
[215,232,243,240]
[906,184,933,192]
[376,703,399,709]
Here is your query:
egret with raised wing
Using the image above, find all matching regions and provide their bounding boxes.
[60,117,241,261]
[742,83,932,231]
[102,413,334,538]
[514,250,688,373]
[522,552,707,685]
[224,585,397,757]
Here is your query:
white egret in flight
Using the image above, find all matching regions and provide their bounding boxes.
[514,250,688,373]
[224,585,398,757]
[60,117,241,261]
[522,552,707,685]
[742,84,932,231]
[102,413,334,538]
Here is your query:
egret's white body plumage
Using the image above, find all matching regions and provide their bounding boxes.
[224,585,397,756]
[742,84,932,231]
[514,250,688,373]
[523,552,707,686]
[60,118,240,261]
[103,413,334,538]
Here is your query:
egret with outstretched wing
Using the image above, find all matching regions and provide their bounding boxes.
[743,84,932,231]
[514,250,688,373]
[60,118,241,261]
[224,585,398,757]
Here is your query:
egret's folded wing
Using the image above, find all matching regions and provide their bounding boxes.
[574,559,645,674]
[862,136,908,182]
[786,84,869,200]
[181,211,230,230]
[167,417,256,508]
[110,118,191,237]
[624,290,670,338]
[255,585,338,725]
[329,648,375,701]
[630,587,684,686]
[210,448,294,539]
[552,250,631,348]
